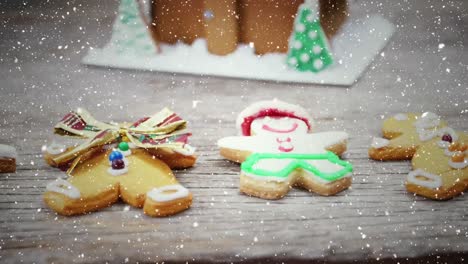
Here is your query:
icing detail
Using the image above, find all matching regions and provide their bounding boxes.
[414,112,441,129]
[173,144,196,156]
[276,137,294,152]
[252,117,308,136]
[371,137,390,149]
[407,169,442,190]
[43,142,67,155]
[107,166,129,176]
[416,126,458,142]
[241,152,353,182]
[46,178,80,199]
[448,159,467,169]
[0,144,17,159]
[262,122,299,133]
[444,148,457,157]
[278,143,294,152]
[218,131,348,154]
[437,141,451,149]
[147,184,190,202]
[393,113,408,121]
[236,100,313,136]
[417,128,438,141]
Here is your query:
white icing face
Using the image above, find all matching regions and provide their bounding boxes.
[251,117,308,136]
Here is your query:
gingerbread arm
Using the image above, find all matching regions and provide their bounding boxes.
[217,136,264,163]
[302,131,349,155]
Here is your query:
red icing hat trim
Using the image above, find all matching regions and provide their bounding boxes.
[241,108,311,136]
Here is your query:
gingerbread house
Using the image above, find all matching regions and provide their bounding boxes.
[150,0,348,55]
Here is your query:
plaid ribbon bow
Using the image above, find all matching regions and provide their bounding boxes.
[51,108,191,165]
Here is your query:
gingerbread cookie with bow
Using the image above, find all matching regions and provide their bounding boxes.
[369,112,456,160]
[43,108,196,217]
[406,131,467,200]
[218,100,353,199]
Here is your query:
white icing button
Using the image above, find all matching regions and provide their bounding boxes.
[43,142,67,155]
[407,169,442,190]
[437,127,458,141]
[393,113,408,121]
[173,144,196,156]
[147,185,190,202]
[107,167,129,176]
[448,159,467,169]
[371,137,390,149]
[46,178,80,199]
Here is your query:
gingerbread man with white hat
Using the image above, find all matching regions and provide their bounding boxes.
[218,99,353,199]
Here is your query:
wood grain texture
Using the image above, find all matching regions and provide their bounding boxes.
[0,0,467,263]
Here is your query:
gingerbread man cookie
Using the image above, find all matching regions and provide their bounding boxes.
[43,108,196,217]
[369,112,455,160]
[406,131,467,200]
[218,100,352,199]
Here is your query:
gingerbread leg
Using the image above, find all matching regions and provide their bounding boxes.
[44,177,119,216]
[117,151,192,217]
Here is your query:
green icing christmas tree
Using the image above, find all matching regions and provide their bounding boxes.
[287,0,333,73]
[110,0,156,55]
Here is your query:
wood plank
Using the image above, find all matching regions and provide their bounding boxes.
[1,0,467,263]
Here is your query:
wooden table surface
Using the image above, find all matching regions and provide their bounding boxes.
[1,0,467,263]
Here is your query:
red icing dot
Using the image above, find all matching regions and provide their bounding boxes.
[112,159,125,170]
[441,134,453,143]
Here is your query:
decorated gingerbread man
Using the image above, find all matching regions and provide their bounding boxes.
[369,112,455,160]
[42,108,196,217]
[218,100,353,199]
[406,131,467,200]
